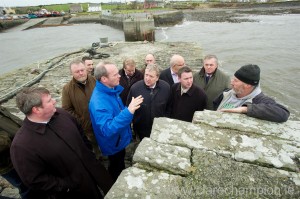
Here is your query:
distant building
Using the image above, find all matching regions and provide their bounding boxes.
[88,3,102,12]
[144,0,164,9]
[2,7,16,15]
[70,4,83,13]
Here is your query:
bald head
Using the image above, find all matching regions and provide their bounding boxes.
[170,54,185,74]
[145,54,155,66]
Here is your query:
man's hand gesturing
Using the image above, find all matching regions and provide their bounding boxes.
[128,95,144,114]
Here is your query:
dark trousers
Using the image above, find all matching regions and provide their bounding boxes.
[108,149,125,182]
[135,130,151,141]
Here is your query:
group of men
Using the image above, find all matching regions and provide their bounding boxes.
[7,53,290,198]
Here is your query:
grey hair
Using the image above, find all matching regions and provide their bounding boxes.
[145,63,161,77]
[16,87,50,115]
[203,54,219,67]
[94,61,114,81]
[69,59,84,70]
[123,58,136,69]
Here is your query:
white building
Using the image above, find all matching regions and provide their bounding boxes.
[88,3,102,12]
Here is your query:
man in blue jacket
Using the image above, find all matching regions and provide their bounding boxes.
[89,61,143,182]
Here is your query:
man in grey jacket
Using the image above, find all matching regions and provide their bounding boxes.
[214,64,290,123]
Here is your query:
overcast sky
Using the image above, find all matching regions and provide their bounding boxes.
[0,1,124,7]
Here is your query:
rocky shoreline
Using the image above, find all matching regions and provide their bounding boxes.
[1,1,300,31]
[182,1,300,23]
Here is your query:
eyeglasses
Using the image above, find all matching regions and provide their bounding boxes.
[176,63,186,67]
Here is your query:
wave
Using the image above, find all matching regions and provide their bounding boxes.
[155,27,169,41]
[174,20,194,28]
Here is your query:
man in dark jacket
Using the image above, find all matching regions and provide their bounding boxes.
[159,54,185,87]
[214,64,290,123]
[168,67,207,122]
[11,87,113,199]
[127,64,170,140]
[119,58,143,105]
[1,105,28,198]
[141,54,156,74]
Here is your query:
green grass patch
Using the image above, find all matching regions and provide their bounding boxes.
[43,4,70,12]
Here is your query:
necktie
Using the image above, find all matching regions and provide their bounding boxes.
[150,88,154,96]
[206,75,211,84]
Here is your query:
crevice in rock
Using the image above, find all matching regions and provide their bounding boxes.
[132,163,188,178]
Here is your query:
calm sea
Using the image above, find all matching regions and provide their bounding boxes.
[1,14,299,119]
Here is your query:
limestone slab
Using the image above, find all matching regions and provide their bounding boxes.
[179,149,300,198]
[151,117,300,172]
[132,138,192,176]
[193,110,300,145]
[105,167,182,199]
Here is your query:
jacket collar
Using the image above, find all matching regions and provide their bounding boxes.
[71,75,94,85]
[119,69,127,77]
[143,79,163,90]
[96,80,124,95]
[199,67,218,77]
[23,111,60,135]
[175,83,196,96]
[119,68,141,79]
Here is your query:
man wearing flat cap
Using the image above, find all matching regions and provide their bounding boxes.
[213,64,290,123]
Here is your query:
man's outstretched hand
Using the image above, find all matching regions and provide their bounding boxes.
[128,95,144,114]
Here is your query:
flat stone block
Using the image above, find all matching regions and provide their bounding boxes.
[105,167,182,199]
[133,138,192,176]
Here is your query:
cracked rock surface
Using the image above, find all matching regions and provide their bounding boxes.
[106,111,300,198]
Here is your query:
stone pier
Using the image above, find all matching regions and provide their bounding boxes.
[105,111,300,198]
[123,18,155,42]
[98,11,183,41]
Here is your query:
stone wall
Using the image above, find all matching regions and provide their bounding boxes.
[105,111,300,198]
[153,11,184,27]
[67,15,102,24]
[0,19,28,31]
[123,18,155,42]
[99,15,124,30]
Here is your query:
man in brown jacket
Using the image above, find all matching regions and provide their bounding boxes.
[11,87,113,199]
[62,59,100,158]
